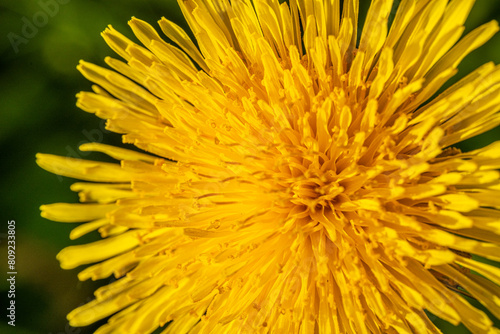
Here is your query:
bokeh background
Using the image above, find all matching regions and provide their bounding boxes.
[1,0,500,333]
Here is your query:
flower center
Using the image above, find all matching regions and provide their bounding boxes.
[284,166,346,211]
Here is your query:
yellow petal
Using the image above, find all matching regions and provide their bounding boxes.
[57,231,145,269]
[40,203,116,223]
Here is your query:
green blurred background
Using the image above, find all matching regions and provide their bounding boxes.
[0,0,499,333]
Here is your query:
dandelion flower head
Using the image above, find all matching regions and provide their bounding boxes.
[38,0,500,333]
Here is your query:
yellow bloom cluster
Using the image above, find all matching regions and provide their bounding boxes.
[38,0,500,333]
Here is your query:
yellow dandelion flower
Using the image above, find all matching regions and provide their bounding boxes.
[37,0,500,333]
